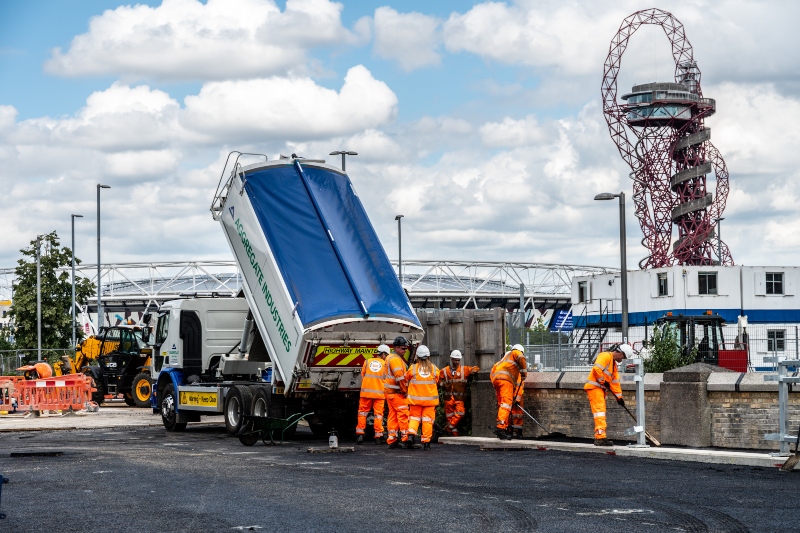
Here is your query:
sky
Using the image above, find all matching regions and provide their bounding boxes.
[0,0,798,271]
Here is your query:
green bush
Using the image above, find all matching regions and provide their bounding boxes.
[644,324,694,373]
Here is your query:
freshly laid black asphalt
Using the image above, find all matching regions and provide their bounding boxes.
[0,421,795,532]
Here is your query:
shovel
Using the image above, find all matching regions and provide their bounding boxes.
[780,424,800,472]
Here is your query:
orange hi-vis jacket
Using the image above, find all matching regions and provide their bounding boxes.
[360,356,386,399]
[490,349,527,384]
[406,362,440,406]
[384,352,409,395]
[439,365,480,399]
[584,351,622,399]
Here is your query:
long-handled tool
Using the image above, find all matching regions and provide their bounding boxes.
[516,403,566,438]
[604,383,661,446]
[780,423,800,472]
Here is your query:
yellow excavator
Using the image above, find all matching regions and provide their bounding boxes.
[54,325,154,407]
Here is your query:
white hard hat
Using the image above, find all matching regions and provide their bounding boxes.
[450,350,463,359]
[377,344,391,355]
[416,345,431,359]
[618,343,634,358]
[512,344,525,353]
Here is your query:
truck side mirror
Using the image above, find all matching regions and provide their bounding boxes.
[142,327,151,344]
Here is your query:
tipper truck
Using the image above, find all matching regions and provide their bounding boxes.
[153,154,423,436]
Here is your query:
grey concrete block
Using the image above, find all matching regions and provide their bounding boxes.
[738,373,779,392]
[663,362,730,383]
[660,381,712,447]
[707,372,742,392]
[644,373,663,391]
[525,372,561,389]
[558,372,587,390]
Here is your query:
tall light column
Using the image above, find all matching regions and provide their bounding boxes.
[329,150,358,172]
[594,192,629,343]
[71,214,83,348]
[97,184,110,332]
[35,235,42,361]
[395,215,404,283]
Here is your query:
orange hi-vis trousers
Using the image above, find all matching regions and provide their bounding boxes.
[385,393,409,444]
[356,397,385,437]
[587,388,607,438]
[444,397,466,435]
[408,405,436,443]
[510,387,524,431]
[493,379,514,430]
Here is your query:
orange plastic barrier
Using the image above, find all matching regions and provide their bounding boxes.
[1,374,96,413]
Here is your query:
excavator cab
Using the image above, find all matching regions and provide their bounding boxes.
[91,326,154,407]
[655,312,727,365]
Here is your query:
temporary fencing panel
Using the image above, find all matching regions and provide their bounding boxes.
[0,374,95,412]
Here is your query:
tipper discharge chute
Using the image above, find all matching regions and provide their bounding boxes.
[144,153,426,436]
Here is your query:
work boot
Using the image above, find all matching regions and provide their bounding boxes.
[403,439,413,449]
[594,438,615,447]
[494,428,511,440]
[375,436,386,445]
[423,442,431,451]
[356,435,364,445]
[388,441,400,449]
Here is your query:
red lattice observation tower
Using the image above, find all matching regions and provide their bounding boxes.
[602,8,732,268]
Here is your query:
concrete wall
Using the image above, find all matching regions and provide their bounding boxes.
[505,371,800,450]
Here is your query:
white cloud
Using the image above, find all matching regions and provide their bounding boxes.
[373,7,442,71]
[45,0,358,81]
[480,116,544,148]
[181,65,398,143]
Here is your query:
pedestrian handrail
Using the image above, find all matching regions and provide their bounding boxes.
[763,357,800,455]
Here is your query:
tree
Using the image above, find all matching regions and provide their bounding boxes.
[8,232,95,356]
[643,323,694,373]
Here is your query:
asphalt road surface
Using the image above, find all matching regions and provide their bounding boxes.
[0,422,795,532]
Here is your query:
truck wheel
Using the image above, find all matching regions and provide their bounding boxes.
[251,387,270,417]
[123,394,135,406]
[161,383,187,432]
[132,372,153,408]
[224,385,253,436]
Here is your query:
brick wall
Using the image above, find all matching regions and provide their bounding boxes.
[709,392,800,450]
[483,371,799,450]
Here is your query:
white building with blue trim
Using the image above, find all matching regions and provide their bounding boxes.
[571,266,800,370]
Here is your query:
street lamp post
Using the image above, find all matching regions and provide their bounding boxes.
[594,192,628,343]
[395,215,404,283]
[329,151,358,172]
[717,217,725,265]
[71,214,83,348]
[35,235,42,361]
[97,184,110,332]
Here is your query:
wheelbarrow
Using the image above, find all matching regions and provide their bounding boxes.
[238,412,315,446]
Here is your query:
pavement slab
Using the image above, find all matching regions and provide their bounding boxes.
[440,436,796,470]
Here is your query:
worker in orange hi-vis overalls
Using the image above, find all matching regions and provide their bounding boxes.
[490,344,527,440]
[384,336,411,449]
[584,343,633,446]
[356,345,388,445]
[438,350,479,436]
[510,373,525,438]
[405,345,440,450]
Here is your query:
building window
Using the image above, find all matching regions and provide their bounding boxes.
[698,272,718,295]
[658,273,668,296]
[766,272,784,295]
[578,281,588,303]
[768,330,786,352]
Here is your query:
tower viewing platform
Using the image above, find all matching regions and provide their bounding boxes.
[621,82,715,126]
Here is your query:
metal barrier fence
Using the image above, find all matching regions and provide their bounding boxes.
[524,342,596,371]
[0,349,74,376]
